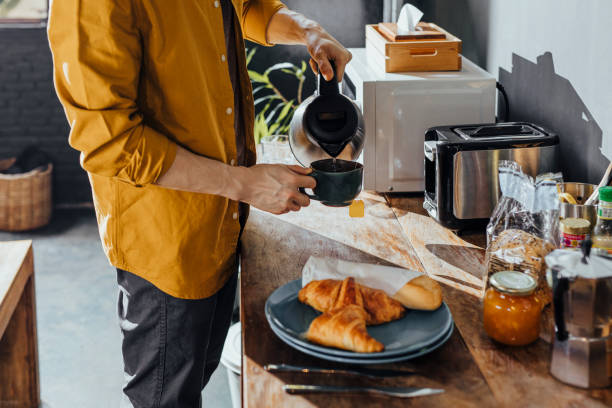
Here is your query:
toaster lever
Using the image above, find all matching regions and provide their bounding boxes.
[424,141,439,162]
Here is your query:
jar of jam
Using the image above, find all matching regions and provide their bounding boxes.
[483,271,541,346]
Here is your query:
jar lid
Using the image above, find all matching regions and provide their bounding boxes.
[489,271,537,295]
[560,217,591,234]
[600,186,612,203]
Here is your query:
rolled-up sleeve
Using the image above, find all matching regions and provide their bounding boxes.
[241,0,286,46]
[48,0,176,186]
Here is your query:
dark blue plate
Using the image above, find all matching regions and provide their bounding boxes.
[270,317,454,365]
[265,279,453,358]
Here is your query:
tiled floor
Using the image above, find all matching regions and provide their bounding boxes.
[1,209,233,408]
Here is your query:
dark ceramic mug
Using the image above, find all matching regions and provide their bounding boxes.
[299,159,363,207]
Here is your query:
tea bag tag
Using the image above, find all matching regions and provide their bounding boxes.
[349,200,365,218]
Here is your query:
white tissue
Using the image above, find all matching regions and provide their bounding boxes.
[397,3,424,35]
[301,256,423,296]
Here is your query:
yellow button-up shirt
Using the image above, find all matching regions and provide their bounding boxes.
[48,0,285,299]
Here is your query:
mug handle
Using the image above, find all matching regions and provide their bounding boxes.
[299,187,319,201]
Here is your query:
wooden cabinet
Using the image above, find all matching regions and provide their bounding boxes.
[0,241,39,408]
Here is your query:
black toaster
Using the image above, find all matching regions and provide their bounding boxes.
[423,122,560,231]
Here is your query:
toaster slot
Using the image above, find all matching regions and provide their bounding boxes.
[453,123,545,141]
[472,125,526,137]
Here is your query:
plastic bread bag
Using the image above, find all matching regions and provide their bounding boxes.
[485,161,560,305]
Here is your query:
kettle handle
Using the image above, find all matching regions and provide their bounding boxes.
[318,60,339,96]
[552,268,569,342]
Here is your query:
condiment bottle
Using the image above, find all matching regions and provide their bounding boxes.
[560,217,591,249]
[593,186,612,255]
[483,271,541,346]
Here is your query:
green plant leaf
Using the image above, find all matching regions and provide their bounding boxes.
[248,70,268,83]
[254,95,280,106]
[269,123,279,135]
[250,58,311,139]
[259,101,272,116]
[253,113,269,144]
[279,122,291,135]
[265,101,285,124]
[246,48,257,67]
[279,105,296,131]
[264,62,296,75]
[252,85,267,96]
[276,100,294,123]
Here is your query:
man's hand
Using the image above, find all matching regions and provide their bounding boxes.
[305,26,352,83]
[266,8,352,82]
[232,164,316,215]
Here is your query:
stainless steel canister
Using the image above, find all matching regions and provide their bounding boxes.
[558,183,598,231]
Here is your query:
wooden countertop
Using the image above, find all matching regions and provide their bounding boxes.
[240,195,612,407]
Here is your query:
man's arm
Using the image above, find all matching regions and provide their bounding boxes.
[48,0,314,215]
[266,8,352,82]
[155,146,315,215]
[159,4,354,214]
[48,0,176,187]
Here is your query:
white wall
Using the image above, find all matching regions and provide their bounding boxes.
[487,0,612,159]
[414,0,612,183]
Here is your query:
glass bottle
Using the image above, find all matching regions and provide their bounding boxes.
[593,186,612,255]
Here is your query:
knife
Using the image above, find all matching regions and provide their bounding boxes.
[283,384,444,398]
[265,364,417,379]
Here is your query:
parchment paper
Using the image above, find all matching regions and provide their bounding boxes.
[302,256,423,296]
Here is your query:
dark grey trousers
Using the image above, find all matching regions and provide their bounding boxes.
[116,268,238,408]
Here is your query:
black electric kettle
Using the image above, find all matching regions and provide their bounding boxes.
[289,61,365,166]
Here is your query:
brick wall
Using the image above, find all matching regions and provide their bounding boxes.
[0,27,91,204]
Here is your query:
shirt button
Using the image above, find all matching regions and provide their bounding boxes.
[221,54,226,62]
[232,212,238,220]
[230,159,236,166]
[226,107,233,115]
[214,1,219,7]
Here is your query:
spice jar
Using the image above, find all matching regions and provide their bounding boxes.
[483,271,541,346]
[560,217,591,249]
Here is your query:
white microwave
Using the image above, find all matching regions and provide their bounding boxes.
[342,48,496,192]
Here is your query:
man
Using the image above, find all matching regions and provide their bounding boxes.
[48,0,351,406]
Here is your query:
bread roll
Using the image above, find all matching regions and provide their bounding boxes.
[391,275,443,311]
[487,229,555,306]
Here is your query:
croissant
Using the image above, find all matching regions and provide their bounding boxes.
[299,277,405,325]
[306,305,384,353]
[359,285,405,325]
[298,279,342,313]
[331,277,364,311]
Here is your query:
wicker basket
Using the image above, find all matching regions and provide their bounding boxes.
[0,158,53,231]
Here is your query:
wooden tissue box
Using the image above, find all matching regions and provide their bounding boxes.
[365,22,462,72]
